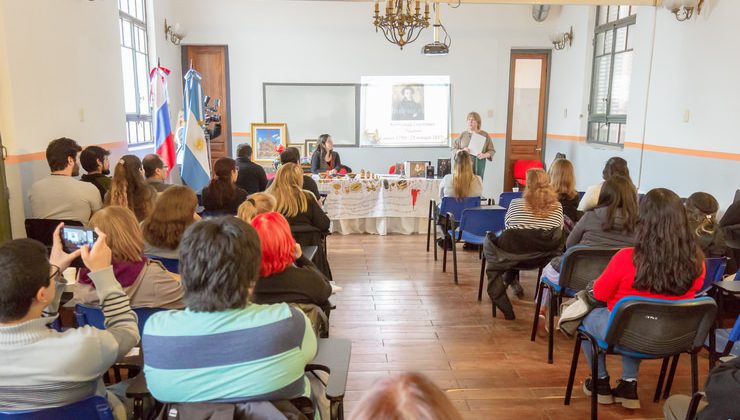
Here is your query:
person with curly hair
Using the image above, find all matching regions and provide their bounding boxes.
[105,155,157,221]
[141,186,200,259]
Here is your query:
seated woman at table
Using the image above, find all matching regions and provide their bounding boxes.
[251,211,332,315]
[439,150,482,201]
[74,206,184,309]
[141,185,200,260]
[579,188,704,409]
[268,163,332,279]
[236,192,276,224]
[311,134,343,174]
[201,157,248,216]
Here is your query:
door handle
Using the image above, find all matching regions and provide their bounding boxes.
[535,147,542,152]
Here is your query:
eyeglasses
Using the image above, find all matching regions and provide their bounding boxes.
[49,264,60,282]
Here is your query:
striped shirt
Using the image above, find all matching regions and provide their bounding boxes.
[504,198,563,230]
[142,303,316,403]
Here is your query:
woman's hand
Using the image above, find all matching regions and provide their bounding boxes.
[476,153,488,159]
[49,223,82,272]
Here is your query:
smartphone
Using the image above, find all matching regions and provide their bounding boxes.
[61,226,98,253]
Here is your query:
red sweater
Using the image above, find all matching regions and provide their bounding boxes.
[592,248,705,311]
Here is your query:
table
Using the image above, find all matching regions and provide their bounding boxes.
[317,176,442,235]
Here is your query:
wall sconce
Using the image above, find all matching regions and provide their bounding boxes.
[164,19,185,45]
[550,27,573,50]
[663,0,703,21]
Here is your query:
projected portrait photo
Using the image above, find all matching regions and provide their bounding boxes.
[391,84,424,121]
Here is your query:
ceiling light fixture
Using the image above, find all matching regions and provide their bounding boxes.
[373,0,431,50]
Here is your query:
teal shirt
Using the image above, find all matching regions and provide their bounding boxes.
[142,303,317,403]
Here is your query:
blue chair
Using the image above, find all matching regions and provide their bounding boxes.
[146,255,180,273]
[706,314,740,367]
[564,296,717,420]
[443,207,505,287]
[75,304,165,334]
[426,196,480,260]
[497,191,522,209]
[0,395,114,419]
[577,191,585,201]
[530,247,620,364]
[697,257,728,295]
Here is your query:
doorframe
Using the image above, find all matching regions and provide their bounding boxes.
[504,49,552,191]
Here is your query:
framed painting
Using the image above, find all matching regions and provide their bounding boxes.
[250,123,287,163]
[304,139,318,157]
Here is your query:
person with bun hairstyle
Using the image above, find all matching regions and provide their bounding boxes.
[685,192,726,258]
[237,192,276,224]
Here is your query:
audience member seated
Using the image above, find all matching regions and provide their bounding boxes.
[483,168,565,320]
[251,212,332,315]
[142,186,199,260]
[267,146,320,198]
[105,155,158,222]
[578,157,631,212]
[269,163,332,279]
[74,206,184,309]
[548,158,582,229]
[79,145,112,200]
[720,199,740,227]
[311,134,343,174]
[352,372,463,420]
[663,357,740,420]
[237,192,276,224]
[439,150,482,200]
[142,153,171,193]
[720,198,740,273]
[29,137,103,224]
[538,174,638,314]
[141,217,319,406]
[686,192,726,258]
[201,157,248,215]
[579,188,704,409]
[235,143,268,195]
[0,224,138,419]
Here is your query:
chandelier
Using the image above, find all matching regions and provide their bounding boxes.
[373,0,431,49]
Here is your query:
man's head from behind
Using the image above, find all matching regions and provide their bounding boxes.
[0,239,53,323]
[280,147,301,165]
[142,154,166,181]
[237,144,253,160]
[80,146,111,175]
[179,217,261,312]
[46,137,82,176]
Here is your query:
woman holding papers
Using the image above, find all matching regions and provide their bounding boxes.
[451,111,495,177]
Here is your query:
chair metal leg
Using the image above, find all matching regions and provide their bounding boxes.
[478,257,485,301]
[708,323,717,370]
[690,352,699,395]
[663,353,681,399]
[531,283,545,342]
[442,240,447,272]
[433,220,438,261]
[564,334,582,405]
[589,339,599,420]
[548,293,556,364]
[426,202,432,253]
[654,357,670,402]
[452,239,459,284]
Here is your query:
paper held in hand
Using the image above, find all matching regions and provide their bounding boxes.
[467,132,487,156]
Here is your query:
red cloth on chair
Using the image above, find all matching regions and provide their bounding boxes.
[513,160,544,186]
[389,165,396,174]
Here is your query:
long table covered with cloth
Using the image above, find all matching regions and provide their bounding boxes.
[317,176,442,235]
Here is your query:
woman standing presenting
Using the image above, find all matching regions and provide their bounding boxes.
[451,112,495,178]
[311,134,343,174]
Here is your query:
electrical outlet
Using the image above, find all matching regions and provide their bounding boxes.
[683,109,690,123]
[79,108,85,123]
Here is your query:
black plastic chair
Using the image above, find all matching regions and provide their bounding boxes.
[24,218,85,268]
[530,246,620,364]
[705,313,740,368]
[564,296,717,420]
[444,207,506,286]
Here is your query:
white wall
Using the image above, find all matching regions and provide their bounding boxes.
[156,0,559,200]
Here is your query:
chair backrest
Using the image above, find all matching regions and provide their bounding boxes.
[75,303,165,334]
[577,191,585,200]
[459,208,506,237]
[25,219,84,247]
[698,257,729,294]
[0,395,114,419]
[729,314,740,344]
[146,255,180,274]
[439,196,480,222]
[497,191,523,208]
[559,247,621,292]
[513,159,544,180]
[604,296,717,356]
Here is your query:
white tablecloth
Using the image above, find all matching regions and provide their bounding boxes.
[317,177,442,235]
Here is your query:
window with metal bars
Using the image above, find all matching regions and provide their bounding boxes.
[587,6,636,146]
[118,0,153,146]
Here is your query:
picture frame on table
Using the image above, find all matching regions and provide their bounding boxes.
[405,161,428,178]
[250,122,287,163]
[304,139,318,157]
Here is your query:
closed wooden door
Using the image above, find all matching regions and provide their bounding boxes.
[181,45,232,166]
[504,51,550,191]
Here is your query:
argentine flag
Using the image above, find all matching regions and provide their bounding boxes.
[181,68,210,193]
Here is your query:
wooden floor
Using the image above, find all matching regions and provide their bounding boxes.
[327,233,708,420]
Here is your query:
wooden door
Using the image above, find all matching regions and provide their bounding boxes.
[181,45,232,166]
[504,51,550,191]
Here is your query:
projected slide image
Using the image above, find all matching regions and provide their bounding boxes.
[391,84,424,121]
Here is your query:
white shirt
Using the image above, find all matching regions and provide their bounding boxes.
[439,174,483,200]
[29,175,103,224]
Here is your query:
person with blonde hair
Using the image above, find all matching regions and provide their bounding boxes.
[548,158,582,228]
[450,111,495,177]
[268,163,332,279]
[353,372,463,420]
[74,206,184,309]
[439,150,482,200]
[105,155,158,222]
[142,186,200,259]
[237,192,276,224]
[505,168,563,230]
